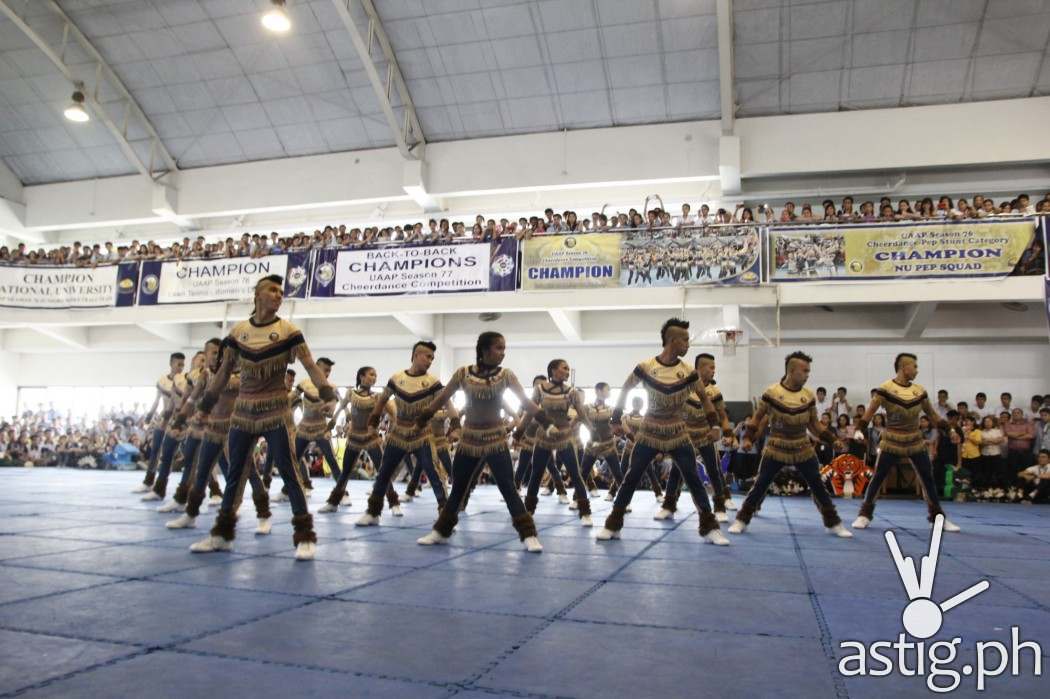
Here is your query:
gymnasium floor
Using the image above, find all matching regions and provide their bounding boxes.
[0,469,1046,698]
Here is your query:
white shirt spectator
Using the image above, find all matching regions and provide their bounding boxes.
[1022,463,1050,480]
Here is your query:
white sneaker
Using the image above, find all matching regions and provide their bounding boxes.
[715,511,728,523]
[166,514,196,529]
[391,505,404,517]
[341,493,351,505]
[941,519,961,533]
[417,530,449,545]
[131,483,150,493]
[402,493,414,503]
[852,516,871,529]
[653,508,674,521]
[558,493,570,505]
[355,513,380,526]
[728,519,747,534]
[304,489,313,498]
[272,490,288,503]
[568,500,579,511]
[595,528,621,541]
[318,503,337,513]
[157,500,181,513]
[209,494,223,505]
[140,492,161,502]
[604,492,614,501]
[580,515,593,527]
[541,488,552,497]
[704,529,731,546]
[294,541,316,560]
[255,517,272,535]
[725,497,738,511]
[828,523,853,538]
[589,489,599,497]
[189,535,232,553]
[523,536,543,553]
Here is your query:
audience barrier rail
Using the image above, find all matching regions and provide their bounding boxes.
[0,218,1046,309]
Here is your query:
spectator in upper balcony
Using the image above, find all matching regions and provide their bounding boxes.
[564,211,580,232]
[895,200,916,220]
[543,208,555,228]
[821,201,837,221]
[698,203,711,225]
[937,196,953,218]
[779,201,797,222]
[1018,193,1035,215]
[879,203,895,222]
[1038,200,1050,213]
[797,204,815,222]
[859,201,875,221]
[678,203,695,227]
[840,196,857,221]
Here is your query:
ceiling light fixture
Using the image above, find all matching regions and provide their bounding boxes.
[63,84,89,123]
[261,0,291,33]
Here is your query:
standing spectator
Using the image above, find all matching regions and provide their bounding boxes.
[933,390,954,420]
[831,386,851,419]
[814,412,835,466]
[1004,408,1036,474]
[934,411,963,498]
[1035,407,1050,453]
[866,414,886,467]
[1000,392,1013,414]
[973,392,995,418]
[961,416,983,488]
[814,387,831,417]
[1027,395,1044,421]
[979,415,1007,487]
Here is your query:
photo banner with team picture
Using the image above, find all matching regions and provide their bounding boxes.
[0,261,139,309]
[521,229,761,291]
[618,227,762,287]
[769,218,1040,281]
[309,241,505,297]
[137,252,310,305]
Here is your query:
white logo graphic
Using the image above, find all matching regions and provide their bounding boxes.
[838,514,1043,692]
[887,514,989,639]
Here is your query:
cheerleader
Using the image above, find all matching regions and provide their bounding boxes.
[579,382,625,500]
[852,354,961,532]
[416,332,551,551]
[596,318,728,545]
[728,352,852,538]
[522,360,595,525]
[318,366,402,514]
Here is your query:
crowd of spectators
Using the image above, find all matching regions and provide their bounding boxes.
[0,404,149,469]
[1,191,1046,267]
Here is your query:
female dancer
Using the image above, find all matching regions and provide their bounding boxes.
[580,382,625,500]
[317,366,402,514]
[513,375,569,502]
[522,360,594,526]
[416,332,551,551]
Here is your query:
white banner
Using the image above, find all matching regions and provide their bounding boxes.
[0,265,122,308]
[333,244,491,295]
[151,256,290,304]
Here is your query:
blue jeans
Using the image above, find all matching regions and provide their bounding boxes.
[143,426,166,484]
[151,432,191,498]
[860,450,944,522]
[663,442,727,512]
[324,445,398,507]
[432,448,533,539]
[580,449,624,487]
[736,454,838,526]
[211,422,310,543]
[186,438,267,519]
[366,443,446,516]
[613,442,712,518]
[527,444,590,516]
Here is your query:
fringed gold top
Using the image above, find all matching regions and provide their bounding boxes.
[455,366,515,457]
[684,396,713,448]
[534,382,579,450]
[761,381,817,464]
[631,356,700,451]
[152,372,186,428]
[875,379,928,455]
[296,378,334,440]
[584,403,616,456]
[429,409,450,450]
[205,372,240,443]
[225,317,304,434]
[185,367,209,439]
[385,369,443,452]
[343,389,382,449]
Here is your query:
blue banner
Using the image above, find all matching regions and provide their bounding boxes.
[489,237,518,291]
[138,253,310,306]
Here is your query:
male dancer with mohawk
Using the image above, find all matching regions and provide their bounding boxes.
[189,274,335,560]
[728,351,853,538]
[595,318,729,545]
[131,352,186,493]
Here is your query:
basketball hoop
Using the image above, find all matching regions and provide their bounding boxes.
[717,328,742,356]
